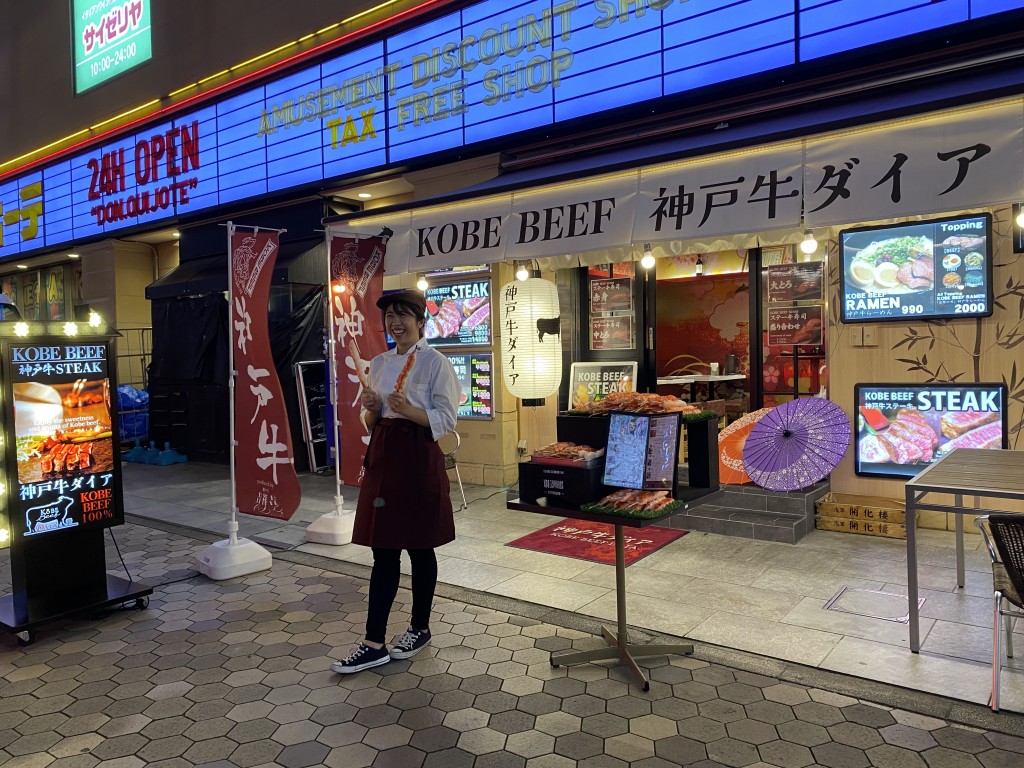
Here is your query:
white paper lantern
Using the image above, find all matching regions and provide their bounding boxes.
[499,278,562,399]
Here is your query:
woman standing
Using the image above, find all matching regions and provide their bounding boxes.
[333,290,460,674]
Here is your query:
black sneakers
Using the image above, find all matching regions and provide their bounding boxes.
[332,643,390,674]
[389,628,431,660]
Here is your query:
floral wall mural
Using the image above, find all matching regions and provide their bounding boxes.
[656,275,750,383]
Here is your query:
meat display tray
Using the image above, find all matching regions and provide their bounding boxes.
[529,449,604,468]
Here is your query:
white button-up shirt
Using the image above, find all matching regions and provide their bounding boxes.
[364,337,459,440]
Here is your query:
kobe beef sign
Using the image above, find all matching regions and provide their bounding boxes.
[1,339,124,541]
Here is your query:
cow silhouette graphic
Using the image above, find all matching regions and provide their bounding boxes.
[536,317,561,342]
[25,495,77,535]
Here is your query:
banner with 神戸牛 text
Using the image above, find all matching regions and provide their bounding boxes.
[329,235,387,486]
[229,225,302,519]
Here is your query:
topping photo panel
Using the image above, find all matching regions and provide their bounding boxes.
[840,213,992,323]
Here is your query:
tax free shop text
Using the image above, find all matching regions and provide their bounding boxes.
[257,0,691,137]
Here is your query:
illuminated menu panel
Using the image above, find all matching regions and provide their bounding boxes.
[840,213,993,323]
[445,352,493,420]
[854,382,1007,479]
[0,0,1016,258]
[603,412,680,491]
[2,340,124,540]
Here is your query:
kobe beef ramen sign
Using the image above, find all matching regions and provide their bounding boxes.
[1,339,123,540]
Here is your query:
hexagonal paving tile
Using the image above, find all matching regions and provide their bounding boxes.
[2,521,1022,768]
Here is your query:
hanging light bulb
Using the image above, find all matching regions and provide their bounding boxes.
[416,273,429,291]
[88,311,102,327]
[695,254,704,276]
[516,261,530,281]
[1016,207,1024,228]
[640,243,655,270]
[800,229,818,255]
[332,283,346,294]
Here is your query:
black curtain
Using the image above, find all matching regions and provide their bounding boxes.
[270,284,326,473]
[149,294,229,384]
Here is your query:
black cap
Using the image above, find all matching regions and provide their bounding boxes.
[376,289,427,314]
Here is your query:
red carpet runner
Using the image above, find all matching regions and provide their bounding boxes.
[507,519,687,566]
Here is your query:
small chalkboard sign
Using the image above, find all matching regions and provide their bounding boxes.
[295,360,329,472]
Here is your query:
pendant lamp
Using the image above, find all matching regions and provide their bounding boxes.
[499,277,562,399]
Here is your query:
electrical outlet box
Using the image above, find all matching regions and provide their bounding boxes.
[849,326,864,346]
[863,327,878,346]
[517,439,528,457]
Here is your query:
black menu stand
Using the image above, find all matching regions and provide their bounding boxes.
[506,497,693,690]
[0,333,151,646]
[0,526,152,646]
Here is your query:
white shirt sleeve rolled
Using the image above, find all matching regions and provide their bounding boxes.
[425,352,460,441]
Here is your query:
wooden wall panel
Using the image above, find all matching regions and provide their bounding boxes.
[826,205,1024,523]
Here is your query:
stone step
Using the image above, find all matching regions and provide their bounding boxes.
[668,503,809,544]
[666,480,831,544]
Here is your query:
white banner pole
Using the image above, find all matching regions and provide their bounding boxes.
[196,221,277,579]
[226,221,239,546]
[306,229,355,545]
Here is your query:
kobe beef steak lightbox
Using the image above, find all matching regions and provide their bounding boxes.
[854,382,1007,479]
[0,331,151,645]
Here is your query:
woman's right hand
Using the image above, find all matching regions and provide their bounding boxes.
[360,389,382,413]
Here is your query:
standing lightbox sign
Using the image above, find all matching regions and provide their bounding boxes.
[3,338,122,538]
[0,328,153,645]
[72,0,153,93]
[499,278,562,400]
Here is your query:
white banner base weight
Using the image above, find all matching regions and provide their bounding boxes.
[305,498,354,545]
[196,538,273,580]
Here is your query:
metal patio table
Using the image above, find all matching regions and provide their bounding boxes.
[906,448,1024,652]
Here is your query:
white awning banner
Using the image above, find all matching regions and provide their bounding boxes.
[330,99,1024,274]
[804,101,1024,226]
[635,147,803,242]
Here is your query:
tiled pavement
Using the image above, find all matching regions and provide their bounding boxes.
[2,521,1024,768]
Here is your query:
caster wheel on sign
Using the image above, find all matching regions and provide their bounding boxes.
[642,682,650,692]
[16,630,34,647]
[550,662,559,668]
[134,597,148,610]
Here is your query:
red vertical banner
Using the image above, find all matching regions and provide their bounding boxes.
[329,235,386,486]
[230,227,302,519]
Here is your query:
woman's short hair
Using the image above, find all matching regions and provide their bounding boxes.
[381,300,426,338]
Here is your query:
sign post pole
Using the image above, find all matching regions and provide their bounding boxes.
[305,232,353,544]
[195,222,276,579]
[305,230,387,544]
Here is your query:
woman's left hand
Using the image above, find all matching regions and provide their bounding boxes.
[386,392,409,415]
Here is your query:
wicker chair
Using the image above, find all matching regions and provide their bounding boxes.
[974,514,1024,711]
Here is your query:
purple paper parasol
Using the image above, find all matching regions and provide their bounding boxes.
[742,398,851,492]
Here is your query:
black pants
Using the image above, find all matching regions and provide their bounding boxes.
[366,547,437,645]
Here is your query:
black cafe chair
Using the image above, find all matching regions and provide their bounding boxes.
[974,514,1024,711]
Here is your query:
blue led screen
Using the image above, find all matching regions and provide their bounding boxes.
[0,0,1019,260]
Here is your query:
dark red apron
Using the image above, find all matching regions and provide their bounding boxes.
[353,418,455,549]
